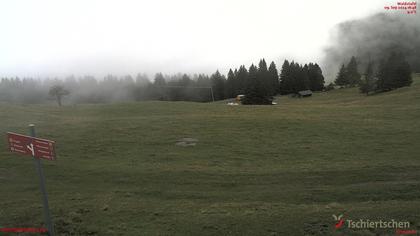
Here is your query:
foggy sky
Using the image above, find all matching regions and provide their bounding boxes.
[0,0,393,78]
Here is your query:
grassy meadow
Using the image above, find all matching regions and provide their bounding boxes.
[1,75,420,235]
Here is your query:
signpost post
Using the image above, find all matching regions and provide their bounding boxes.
[6,124,56,236]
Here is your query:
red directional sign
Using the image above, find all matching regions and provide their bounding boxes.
[7,132,56,160]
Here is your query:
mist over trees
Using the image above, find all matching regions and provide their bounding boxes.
[334,53,412,95]
[359,61,375,95]
[0,74,213,104]
[323,12,420,80]
[334,56,361,87]
[49,85,69,106]
[376,52,412,92]
[0,58,325,105]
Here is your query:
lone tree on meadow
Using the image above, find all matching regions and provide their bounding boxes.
[49,85,69,106]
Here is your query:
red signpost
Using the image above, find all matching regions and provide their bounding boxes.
[6,125,56,236]
[7,132,56,160]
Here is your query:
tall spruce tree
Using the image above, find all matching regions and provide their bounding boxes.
[225,69,235,98]
[307,63,325,91]
[300,64,310,91]
[268,61,280,95]
[195,74,212,101]
[232,68,239,95]
[242,64,272,105]
[346,56,361,86]
[359,61,376,95]
[210,70,226,100]
[288,62,307,93]
[391,52,412,88]
[376,59,388,91]
[335,64,348,87]
[377,52,412,91]
[154,73,166,86]
[279,60,291,94]
[257,59,272,96]
[288,62,297,93]
[153,73,167,100]
[237,65,248,94]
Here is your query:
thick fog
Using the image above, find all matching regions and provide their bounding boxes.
[322,12,420,80]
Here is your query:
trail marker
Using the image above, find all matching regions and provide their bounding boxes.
[6,124,55,236]
[7,132,56,160]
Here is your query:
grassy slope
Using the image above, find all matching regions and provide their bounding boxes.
[1,75,419,235]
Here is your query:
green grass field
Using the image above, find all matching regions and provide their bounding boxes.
[1,75,420,235]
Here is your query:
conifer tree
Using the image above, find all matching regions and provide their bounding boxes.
[279,60,291,94]
[359,61,376,95]
[210,70,226,100]
[299,64,310,91]
[268,61,280,95]
[232,68,239,95]
[225,69,235,98]
[335,64,348,87]
[377,52,412,91]
[307,63,325,91]
[288,62,307,93]
[346,56,361,86]
[242,64,272,105]
[237,65,248,94]
[391,52,412,88]
[257,59,271,96]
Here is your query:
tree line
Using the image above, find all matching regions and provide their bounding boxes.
[0,58,326,105]
[2,52,411,105]
[229,59,325,104]
[334,52,413,95]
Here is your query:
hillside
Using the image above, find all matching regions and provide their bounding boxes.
[0,74,419,235]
